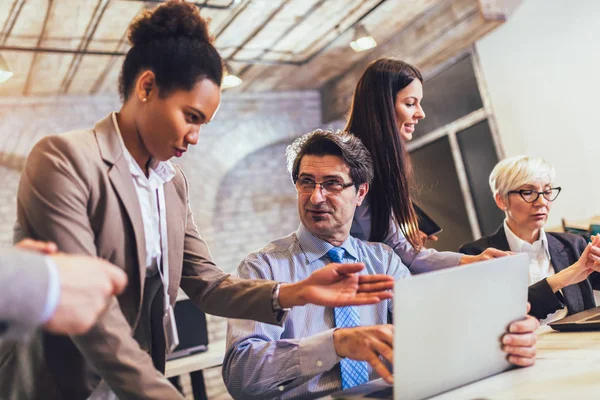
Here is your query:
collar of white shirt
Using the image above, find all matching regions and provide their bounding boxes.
[503,219,551,260]
[111,112,176,186]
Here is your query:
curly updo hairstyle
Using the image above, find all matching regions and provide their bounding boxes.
[119,1,223,101]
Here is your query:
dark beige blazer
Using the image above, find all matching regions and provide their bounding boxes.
[0,114,279,399]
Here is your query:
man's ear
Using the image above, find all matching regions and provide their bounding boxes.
[356,183,369,206]
[495,192,508,212]
[135,70,156,102]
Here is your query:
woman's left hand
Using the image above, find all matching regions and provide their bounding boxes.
[418,230,438,244]
[547,234,600,292]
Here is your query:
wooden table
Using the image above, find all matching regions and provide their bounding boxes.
[429,326,600,399]
[165,327,600,398]
[327,326,600,399]
[164,340,226,378]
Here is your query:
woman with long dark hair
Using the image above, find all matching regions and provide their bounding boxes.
[346,58,508,273]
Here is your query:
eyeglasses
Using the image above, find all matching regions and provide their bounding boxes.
[295,178,355,195]
[507,187,562,203]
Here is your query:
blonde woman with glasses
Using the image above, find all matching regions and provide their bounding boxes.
[460,155,600,323]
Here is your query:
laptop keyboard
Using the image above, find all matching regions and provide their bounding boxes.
[364,387,393,399]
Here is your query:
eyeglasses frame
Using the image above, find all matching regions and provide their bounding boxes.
[507,186,562,203]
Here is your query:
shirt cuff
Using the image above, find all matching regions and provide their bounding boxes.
[298,328,341,376]
[40,257,60,324]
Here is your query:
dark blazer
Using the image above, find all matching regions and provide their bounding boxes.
[460,225,600,320]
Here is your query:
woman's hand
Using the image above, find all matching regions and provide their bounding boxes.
[547,234,600,292]
[418,230,438,244]
[459,247,513,265]
[15,238,58,254]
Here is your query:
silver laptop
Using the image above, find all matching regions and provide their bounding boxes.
[330,253,529,400]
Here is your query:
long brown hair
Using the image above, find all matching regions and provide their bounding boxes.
[344,58,422,249]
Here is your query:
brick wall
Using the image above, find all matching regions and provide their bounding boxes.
[0,94,122,247]
[0,90,321,399]
[0,166,20,245]
[201,140,301,399]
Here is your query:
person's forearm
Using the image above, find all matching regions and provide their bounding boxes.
[546,267,585,293]
[409,248,462,273]
[278,281,307,308]
[0,249,52,339]
[546,274,564,293]
[527,280,564,320]
[224,329,340,398]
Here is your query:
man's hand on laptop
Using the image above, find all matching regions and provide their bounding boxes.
[502,303,539,367]
[459,247,514,265]
[278,263,394,308]
[333,325,394,384]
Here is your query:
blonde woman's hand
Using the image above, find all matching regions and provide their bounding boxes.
[547,234,600,292]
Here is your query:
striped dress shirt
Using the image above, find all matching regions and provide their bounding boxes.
[223,224,410,400]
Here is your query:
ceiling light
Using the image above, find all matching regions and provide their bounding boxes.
[0,54,13,83]
[349,24,377,52]
[222,63,242,89]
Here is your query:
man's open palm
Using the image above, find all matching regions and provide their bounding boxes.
[301,263,394,307]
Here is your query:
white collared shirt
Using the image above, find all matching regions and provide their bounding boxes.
[504,220,552,285]
[112,113,175,275]
[504,220,567,323]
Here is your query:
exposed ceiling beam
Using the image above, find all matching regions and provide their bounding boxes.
[89,29,130,95]
[224,0,291,61]
[234,0,388,66]
[0,45,125,56]
[0,0,26,45]
[213,0,251,40]
[0,0,389,69]
[23,0,56,96]
[237,0,328,78]
[60,0,110,94]
[239,0,377,92]
[478,0,524,20]
[122,0,239,10]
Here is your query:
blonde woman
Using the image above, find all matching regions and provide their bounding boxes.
[460,155,600,322]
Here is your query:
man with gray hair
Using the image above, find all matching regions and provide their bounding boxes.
[223,130,539,400]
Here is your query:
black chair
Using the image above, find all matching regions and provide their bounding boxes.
[167,299,209,400]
